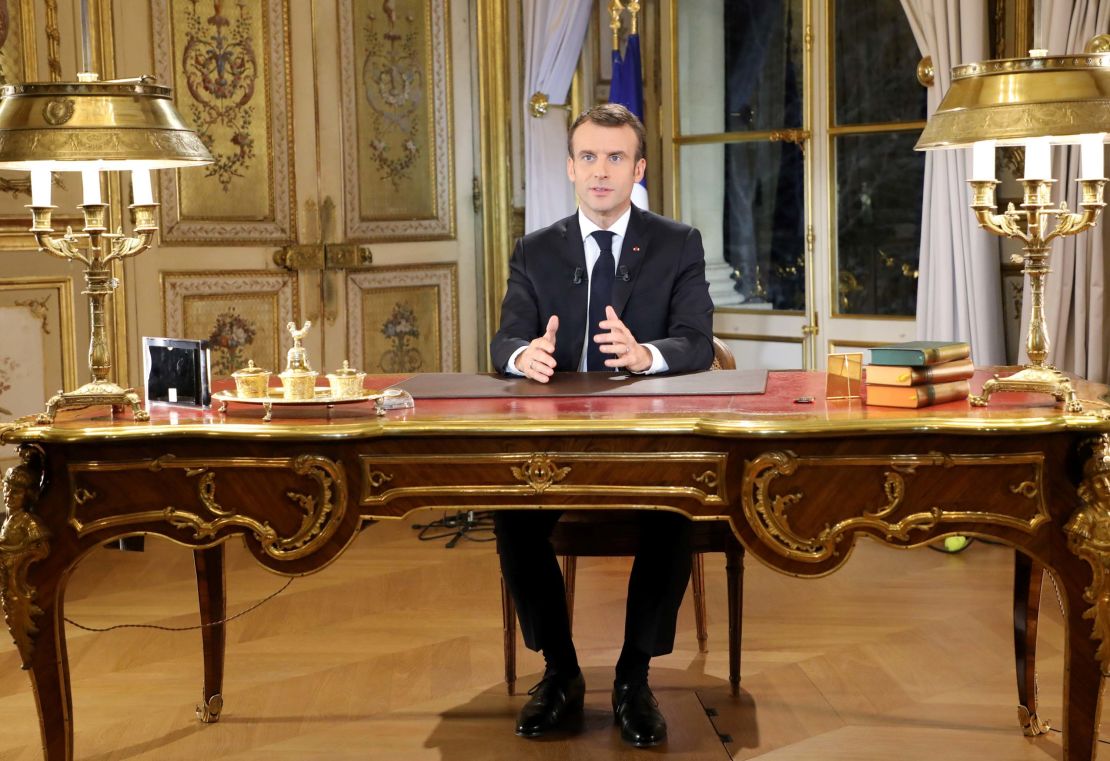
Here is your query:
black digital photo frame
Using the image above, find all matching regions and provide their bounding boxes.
[142,337,212,408]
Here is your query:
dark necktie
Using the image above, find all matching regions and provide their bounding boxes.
[587,230,616,371]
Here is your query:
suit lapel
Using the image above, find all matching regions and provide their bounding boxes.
[559,214,589,365]
[612,206,649,317]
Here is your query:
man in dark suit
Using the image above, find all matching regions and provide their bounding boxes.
[490,103,714,747]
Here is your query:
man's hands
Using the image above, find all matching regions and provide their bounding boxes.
[514,308,651,381]
[595,306,651,373]
[515,315,559,382]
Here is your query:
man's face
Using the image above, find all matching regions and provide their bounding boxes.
[566,121,646,227]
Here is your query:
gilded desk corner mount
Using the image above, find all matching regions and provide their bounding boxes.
[0,447,50,668]
[1065,434,1110,674]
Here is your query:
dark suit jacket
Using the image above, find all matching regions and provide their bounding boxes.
[490,206,714,373]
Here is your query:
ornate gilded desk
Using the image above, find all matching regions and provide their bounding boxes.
[3,370,1110,760]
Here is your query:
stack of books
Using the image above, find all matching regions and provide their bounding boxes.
[864,341,973,408]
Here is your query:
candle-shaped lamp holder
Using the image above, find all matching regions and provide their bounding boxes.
[0,75,212,423]
[31,198,162,423]
[916,50,1110,415]
[966,175,1106,411]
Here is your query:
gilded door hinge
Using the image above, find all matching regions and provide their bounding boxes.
[801,312,819,337]
[273,244,325,271]
[273,243,373,271]
[324,244,373,269]
[806,224,815,254]
[769,129,812,156]
[472,176,482,214]
[804,23,813,52]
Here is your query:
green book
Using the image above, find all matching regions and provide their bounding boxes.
[869,341,971,367]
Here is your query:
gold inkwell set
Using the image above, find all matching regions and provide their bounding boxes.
[215,322,382,421]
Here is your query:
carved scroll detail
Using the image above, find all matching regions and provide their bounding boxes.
[165,455,345,560]
[743,450,1048,564]
[69,455,347,562]
[693,470,719,490]
[1064,434,1110,674]
[511,455,571,494]
[0,447,50,668]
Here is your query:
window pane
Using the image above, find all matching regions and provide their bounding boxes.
[834,0,926,125]
[835,132,924,316]
[679,141,805,311]
[678,0,805,135]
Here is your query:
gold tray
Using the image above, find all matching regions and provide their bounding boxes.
[213,388,385,421]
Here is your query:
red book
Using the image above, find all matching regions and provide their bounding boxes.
[864,380,971,408]
[864,358,974,387]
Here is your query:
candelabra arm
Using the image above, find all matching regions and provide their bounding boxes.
[1046,208,1101,242]
[32,230,90,266]
[973,206,1030,241]
[1045,179,1107,243]
[106,230,154,263]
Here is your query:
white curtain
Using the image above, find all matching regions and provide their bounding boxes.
[523,1,593,233]
[1029,0,1110,381]
[900,0,1005,364]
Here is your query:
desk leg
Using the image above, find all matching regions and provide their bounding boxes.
[194,545,226,723]
[725,545,743,698]
[1013,551,1049,735]
[1061,576,1104,761]
[22,580,75,761]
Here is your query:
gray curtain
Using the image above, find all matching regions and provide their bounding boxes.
[1030,0,1110,381]
[900,0,1005,365]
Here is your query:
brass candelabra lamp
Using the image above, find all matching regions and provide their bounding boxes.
[0,74,212,423]
[916,50,1110,412]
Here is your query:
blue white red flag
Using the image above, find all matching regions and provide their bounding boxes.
[610,33,648,209]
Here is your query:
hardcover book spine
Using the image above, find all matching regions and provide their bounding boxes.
[864,379,970,408]
[923,380,971,405]
[869,343,971,367]
[865,359,975,386]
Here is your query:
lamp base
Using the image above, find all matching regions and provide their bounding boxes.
[969,366,1083,413]
[36,380,150,424]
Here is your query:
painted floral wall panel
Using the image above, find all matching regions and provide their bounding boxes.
[346,264,457,372]
[0,1,72,248]
[153,0,295,243]
[0,307,43,417]
[0,278,76,466]
[162,271,298,377]
[339,0,454,241]
[0,0,30,84]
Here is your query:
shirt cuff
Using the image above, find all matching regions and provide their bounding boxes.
[632,343,669,375]
[505,346,527,376]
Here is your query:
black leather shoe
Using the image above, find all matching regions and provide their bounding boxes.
[515,671,585,738]
[612,681,667,747]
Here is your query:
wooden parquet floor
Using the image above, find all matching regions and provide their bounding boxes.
[0,514,1102,760]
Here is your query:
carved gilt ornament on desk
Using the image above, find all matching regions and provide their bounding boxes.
[0,446,49,668]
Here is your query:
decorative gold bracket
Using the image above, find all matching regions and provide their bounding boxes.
[196,693,223,723]
[0,447,49,668]
[1065,434,1110,674]
[511,455,571,494]
[272,243,373,271]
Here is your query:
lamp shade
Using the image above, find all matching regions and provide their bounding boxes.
[915,53,1110,150]
[0,76,212,170]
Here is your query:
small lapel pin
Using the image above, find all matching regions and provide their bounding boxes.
[631,245,640,253]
